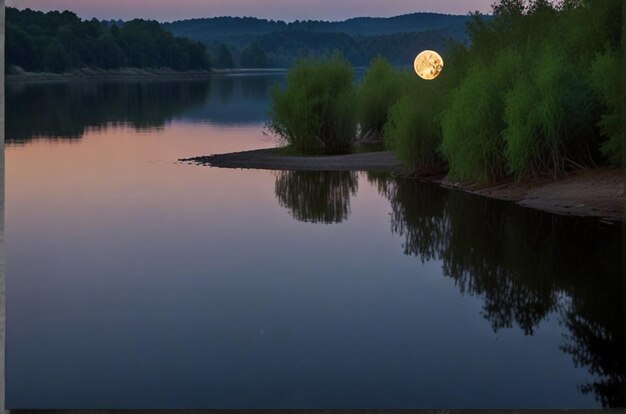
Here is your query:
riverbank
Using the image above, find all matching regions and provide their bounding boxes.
[181,148,405,172]
[5,67,287,82]
[181,148,624,222]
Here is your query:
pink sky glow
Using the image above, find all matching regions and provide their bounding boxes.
[6,0,494,22]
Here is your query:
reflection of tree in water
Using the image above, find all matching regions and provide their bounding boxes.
[6,80,211,143]
[274,170,358,224]
[240,74,276,100]
[368,173,625,406]
[559,243,625,407]
[369,172,448,262]
[215,75,235,103]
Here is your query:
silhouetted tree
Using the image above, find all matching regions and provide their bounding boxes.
[240,42,268,68]
[43,39,70,72]
[94,34,126,69]
[216,43,235,68]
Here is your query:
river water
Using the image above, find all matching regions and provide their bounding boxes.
[5,75,625,408]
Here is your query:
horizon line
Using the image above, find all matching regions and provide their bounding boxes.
[8,5,490,24]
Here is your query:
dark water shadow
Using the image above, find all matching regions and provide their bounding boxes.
[6,80,212,144]
[367,173,625,407]
[6,74,286,144]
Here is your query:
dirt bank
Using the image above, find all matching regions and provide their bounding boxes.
[180,148,624,222]
[439,168,624,223]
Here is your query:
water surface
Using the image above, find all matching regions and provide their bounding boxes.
[5,75,625,409]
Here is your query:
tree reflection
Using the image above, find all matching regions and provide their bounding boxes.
[274,170,358,224]
[6,80,211,143]
[7,74,285,142]
[368,173,625,407]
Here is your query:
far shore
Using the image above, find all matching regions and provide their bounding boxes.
[180,148,625,223]
[5,67,287,83]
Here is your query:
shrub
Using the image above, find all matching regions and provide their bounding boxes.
[503,46,600,178]
[267,55,357,154]
[357,57,405,137]
[383,72,445,174]
[590,47,623,166]
[440,49,519,182]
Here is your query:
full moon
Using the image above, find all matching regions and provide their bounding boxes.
[414,50,444,80]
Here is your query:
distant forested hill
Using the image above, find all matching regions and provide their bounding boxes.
[163,13,473,68]
[163,13,470,43]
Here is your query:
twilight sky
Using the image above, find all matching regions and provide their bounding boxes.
[6,0,494,22]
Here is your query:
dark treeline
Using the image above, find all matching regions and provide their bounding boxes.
[365,173,625,407]
[6,7,211,73]
[208,30,452,68]
[165,13,471,67]
[254,29,452,68]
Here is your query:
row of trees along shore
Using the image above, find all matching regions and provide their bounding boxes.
[6,7,211,73]
[268,0,624,182]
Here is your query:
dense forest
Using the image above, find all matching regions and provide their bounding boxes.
[6,7,211,73]
[270,0,624,181]
[164,13,472,67]
[7,8,472,71]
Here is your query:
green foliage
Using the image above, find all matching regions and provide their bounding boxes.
[503,47,598,178]
[383,73,445,173]
[264,0,623,180]
[439,0,624,181]
[6,7,212,73]
[441,49,519,182]
[357,57,405,135]
[268,55,357,154]
[590,47,623,165]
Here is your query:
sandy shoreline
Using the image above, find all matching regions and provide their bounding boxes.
[5,67,287,83]
[181,148,624,222]
[181,148,406,172]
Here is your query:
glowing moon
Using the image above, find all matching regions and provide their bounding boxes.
[414,50,444,80]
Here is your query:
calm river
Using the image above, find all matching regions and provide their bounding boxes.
[5,75,625,408]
